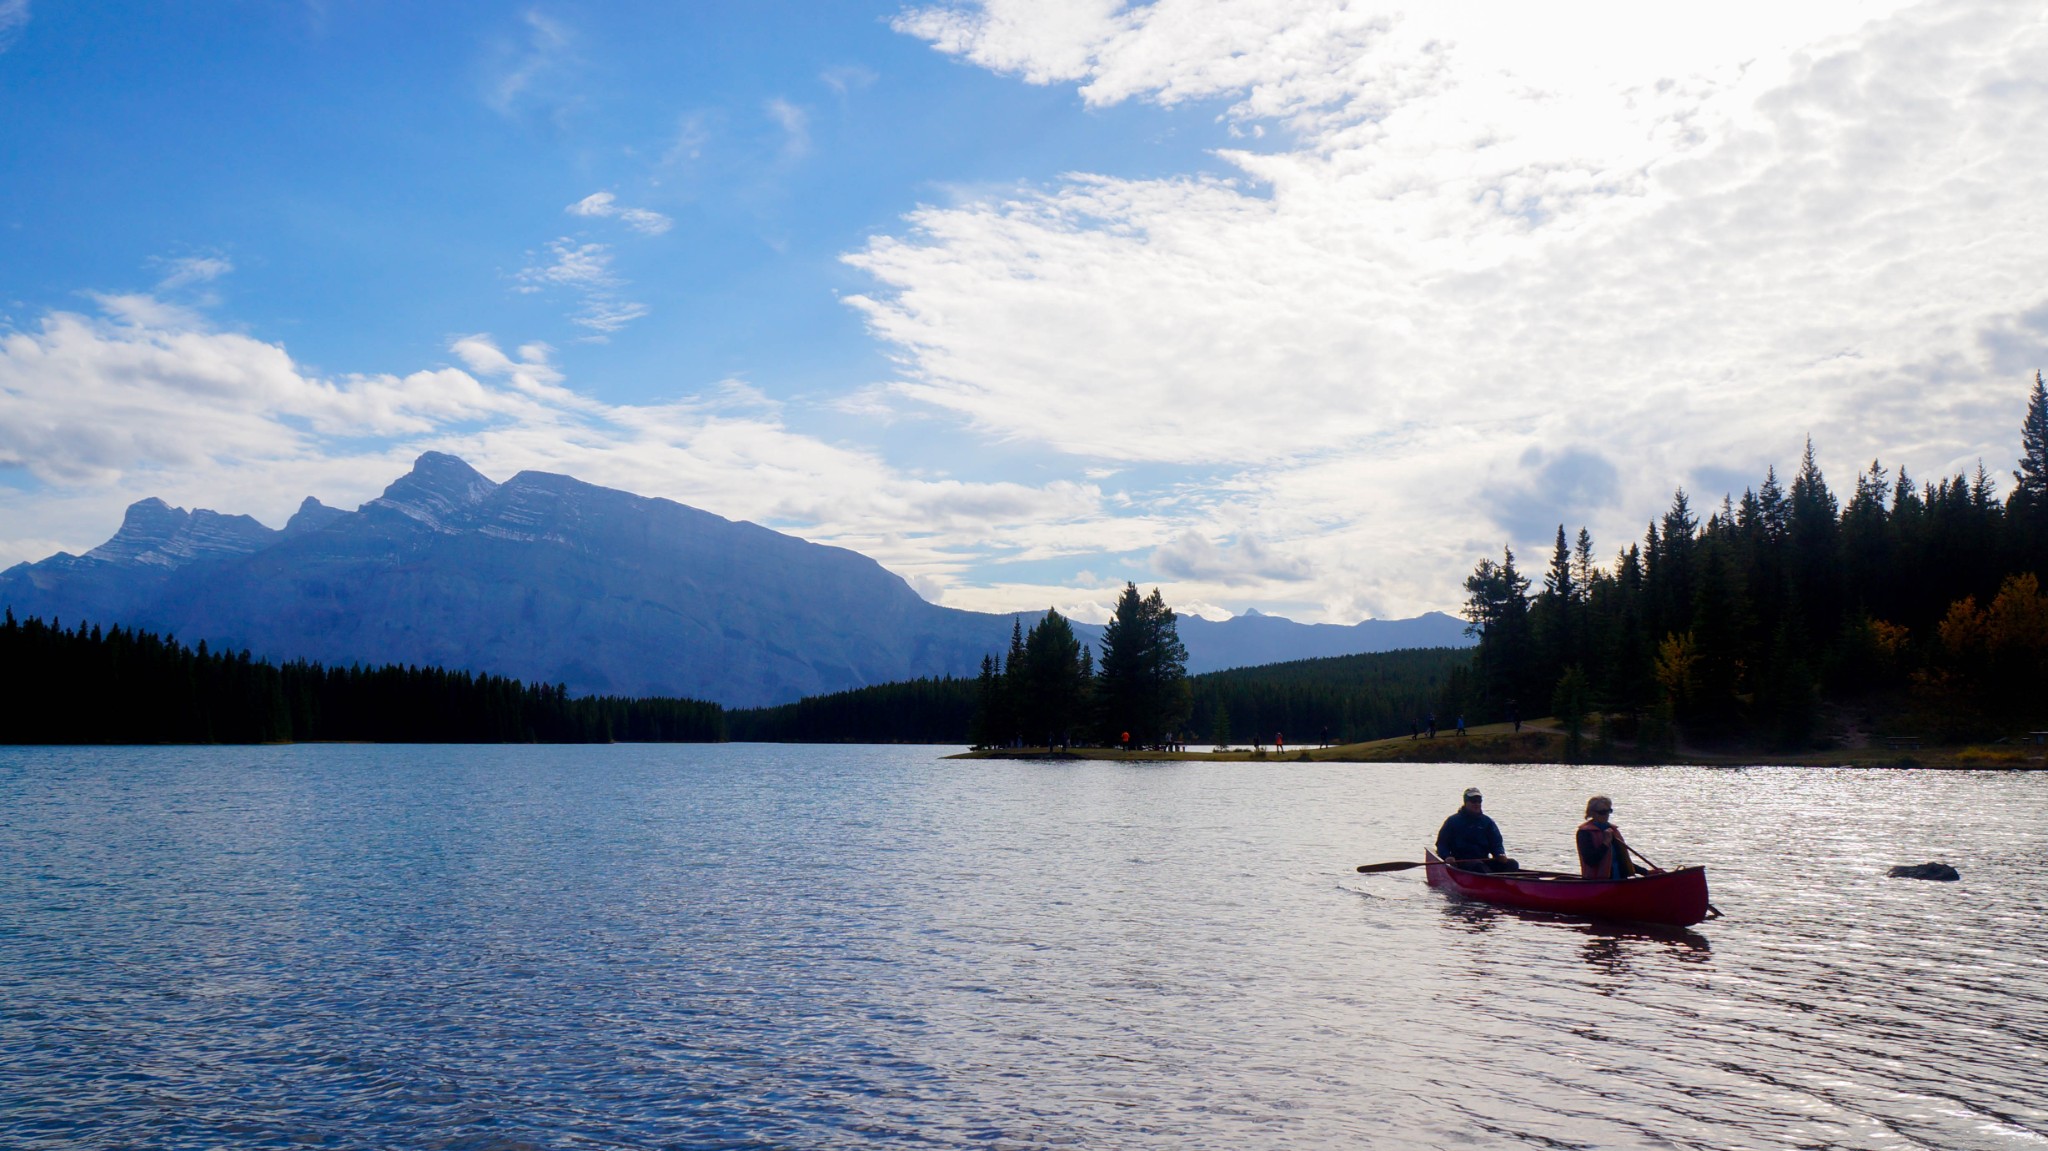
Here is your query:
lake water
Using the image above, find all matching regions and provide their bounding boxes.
[2,746,2043,1150]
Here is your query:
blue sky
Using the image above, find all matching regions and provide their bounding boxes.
[4,1,2046,622]
[3,2,1223,393]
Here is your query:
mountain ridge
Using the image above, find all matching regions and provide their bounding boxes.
[1,454,1471,706]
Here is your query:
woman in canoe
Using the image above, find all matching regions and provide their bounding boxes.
[1577,796,1660,879]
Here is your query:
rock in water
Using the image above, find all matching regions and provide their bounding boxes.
[1887,862,1960,881]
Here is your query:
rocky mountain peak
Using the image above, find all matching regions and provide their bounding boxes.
[84,498,277,569]
[364,452,499,531]
[284,497,350,535]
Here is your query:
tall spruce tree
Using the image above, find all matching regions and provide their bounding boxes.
[999,617,1027,746]
[2012,372,2048,569]
[1533,525,1579,697]
[1463,547,1533,711]
[2017,371,2048,507]
[969,654,1002,749]
[1020,608,1086,748]
[1094,583,1191,746]
[1786,438,1842,639]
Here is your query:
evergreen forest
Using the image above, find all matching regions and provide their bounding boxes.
[726,676,977,743]
[0,612,725,744]
[0,602,1472,748]
[1186,647,1477,749]
[735,642,1472,748]
[1459,374,2048,750]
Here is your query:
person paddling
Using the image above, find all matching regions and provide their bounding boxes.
[1436,787,1518,873]
[1576,796,1657,880]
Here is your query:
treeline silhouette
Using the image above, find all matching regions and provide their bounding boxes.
[728,645,1476,747]
[969,583,1186,749]
[1188,647,1476,747]
[726,677,976,743]
[1462,373,2048,750]
[0,612,725,744]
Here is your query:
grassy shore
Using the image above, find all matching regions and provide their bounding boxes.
[950,719,2048,768]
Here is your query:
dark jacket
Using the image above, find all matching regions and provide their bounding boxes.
[1436,809,1504,861]
[1576,820,1632,879]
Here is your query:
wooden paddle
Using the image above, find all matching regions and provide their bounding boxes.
[1356,858,1486,873]
[1626,843,1725,920]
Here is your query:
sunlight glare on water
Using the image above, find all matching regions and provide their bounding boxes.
[1,745,2043,1149]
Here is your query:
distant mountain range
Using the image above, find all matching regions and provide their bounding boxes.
[1,453,1471,706]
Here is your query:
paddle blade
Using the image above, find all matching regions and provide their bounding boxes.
[1354,860,1425,873]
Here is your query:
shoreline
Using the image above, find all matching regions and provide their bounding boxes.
[949,721,2048,770]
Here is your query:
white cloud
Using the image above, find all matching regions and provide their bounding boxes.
[850,0,2048,616]
[0,0,26,53]
[0,303,523,492]
[486,8,574,116]
[152,255,233,291]
[515,239,648,335]
[821,64,878,97]
[1152,529,1312,584]
[765,97,811,160]
[0,300,1116,592]
[566,191,673,236]
[569,297,650,335]
[517,238,615,291]
[663,112,713,165]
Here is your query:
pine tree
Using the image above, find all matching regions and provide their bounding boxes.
[1786,437,1842,638]
[968,654,1001,749]
[1463,547,1533,711]
[1534,525,1577,689]
[1001,617,1027,746]
[1141,587,1193,741]
[1757,466,1788,540]
[1021,608,1085,748]
[2008,373,2048,575]
[1094,583,1191,746]
[2018,371,2048,506]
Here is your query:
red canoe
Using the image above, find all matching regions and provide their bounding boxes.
[1424,848,1714,927]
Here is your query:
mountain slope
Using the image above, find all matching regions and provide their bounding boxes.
[1,453,1469,706]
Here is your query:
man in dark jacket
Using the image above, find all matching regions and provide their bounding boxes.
[1436,787,1519,872]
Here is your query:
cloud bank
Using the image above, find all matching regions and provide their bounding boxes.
[842,0,2048,615]
[0,298,1113,595]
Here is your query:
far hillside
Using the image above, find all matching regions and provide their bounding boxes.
[1189,647,1476,747]
[728,646,1474,745]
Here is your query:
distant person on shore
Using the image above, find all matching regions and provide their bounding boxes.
[1436,787,1518,872]
[1456,714,1466,737]
[1427,712,1437,739]
[1576,796,1655,880]
[1276,732,1284,754]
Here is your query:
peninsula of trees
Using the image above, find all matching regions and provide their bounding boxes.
[967,583,1188,749]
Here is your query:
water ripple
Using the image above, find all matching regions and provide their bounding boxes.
[2,747,2044,1149]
